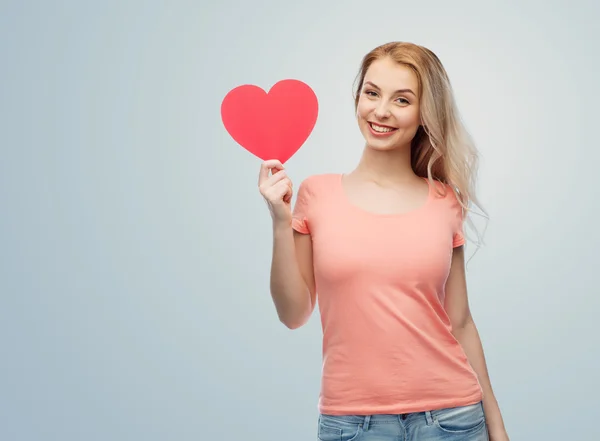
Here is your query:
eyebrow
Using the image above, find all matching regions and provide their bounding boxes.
[363,81,416,97]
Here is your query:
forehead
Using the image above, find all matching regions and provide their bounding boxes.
[363,57,419,93]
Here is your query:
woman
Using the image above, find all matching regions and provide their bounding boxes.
[258,42,509,441]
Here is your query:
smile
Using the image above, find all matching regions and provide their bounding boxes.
[368,122,398,135]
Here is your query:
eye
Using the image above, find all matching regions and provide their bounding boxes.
[396,97,410,105]
[364,90,377,97]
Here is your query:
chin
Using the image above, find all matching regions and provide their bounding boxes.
[360,129,403,151]
[366,141,404,151]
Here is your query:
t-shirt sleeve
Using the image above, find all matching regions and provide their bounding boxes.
[291,177,313,234]
[448,186,466,248]
[453,214,466,247]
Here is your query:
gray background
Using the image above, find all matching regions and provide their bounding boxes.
[1,1,598,440]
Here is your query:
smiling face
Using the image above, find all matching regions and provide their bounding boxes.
[356,57,422,151]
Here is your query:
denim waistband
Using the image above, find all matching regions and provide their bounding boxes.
[319,411,436,431]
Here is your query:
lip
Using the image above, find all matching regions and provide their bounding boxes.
[368,121,397,129]
[368,121,398,137]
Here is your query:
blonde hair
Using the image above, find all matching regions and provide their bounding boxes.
[353,41,488,253]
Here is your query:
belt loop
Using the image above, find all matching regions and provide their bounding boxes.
[363,415,371,431]
[425,410,434,426]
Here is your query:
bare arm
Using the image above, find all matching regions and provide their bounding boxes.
[257,159,317,330]
[270,222,316,329]
[446,245,509,440]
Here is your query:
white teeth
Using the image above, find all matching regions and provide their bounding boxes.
[370,123,395,133]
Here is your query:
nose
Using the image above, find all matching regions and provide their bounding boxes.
[374,101,391,119]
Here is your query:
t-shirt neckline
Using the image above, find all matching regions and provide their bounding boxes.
[338,173,433,218]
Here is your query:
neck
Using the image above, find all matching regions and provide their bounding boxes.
[351,143,418,187]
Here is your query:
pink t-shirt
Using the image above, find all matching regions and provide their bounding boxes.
[291,173,483,415]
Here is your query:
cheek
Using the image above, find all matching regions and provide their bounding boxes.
[356,99,373,119]
[394,108,420,127]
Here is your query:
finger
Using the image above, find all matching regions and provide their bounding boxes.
[263,178,291,201]
[264,170,290,188]
[283,182,293,204]
[258,159,285,185]
[268,179,292,202]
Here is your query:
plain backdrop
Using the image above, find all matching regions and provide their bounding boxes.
[1,1,599,440]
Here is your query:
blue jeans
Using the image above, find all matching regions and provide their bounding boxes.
[317,401,489,441]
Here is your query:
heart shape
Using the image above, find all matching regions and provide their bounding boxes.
[221,79,318,164]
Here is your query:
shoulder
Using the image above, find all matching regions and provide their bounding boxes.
[429,179,459,202]
[429,179,464,216]
[292,173,339,227]
[296,173,340,195]
[428,179,448,198]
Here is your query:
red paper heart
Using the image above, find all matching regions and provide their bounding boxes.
[221,79,318,164]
